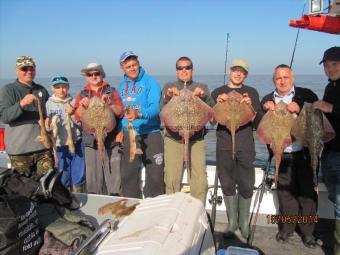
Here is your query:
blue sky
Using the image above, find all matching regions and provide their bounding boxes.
[0,0,338,78]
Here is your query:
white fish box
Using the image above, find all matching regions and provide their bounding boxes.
[94,192,215,255]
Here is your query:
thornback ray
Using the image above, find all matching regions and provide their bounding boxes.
[160,85,214,179]
[257,101,295,185]
[81,96,116,168]
[291,102,336,188]
[213,90,256,159]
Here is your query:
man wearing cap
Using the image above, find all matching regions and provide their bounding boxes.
[161,56,214,203]
[211,59,262,241]
[74,63,124,195]
[313,46,340,254]
[118,51,164,198]
[45,75,84,192]
[0,56,53,179]
[262,64,318,248]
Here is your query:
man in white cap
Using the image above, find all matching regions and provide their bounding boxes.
[211,59,262,241]
[74,63,124,195]
[313,46,340,254]
[118,51,164,198]
[0,56,53,179]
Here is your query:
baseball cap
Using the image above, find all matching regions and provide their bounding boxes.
[50,75,69,86]
[80,63,106,78]
[16,56,36,69]
[319,47,340,64]
[120,51,138,63]
[230,58,249,72]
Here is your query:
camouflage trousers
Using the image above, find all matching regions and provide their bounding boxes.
[9,150,53,180]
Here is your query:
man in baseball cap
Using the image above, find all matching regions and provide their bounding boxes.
[313,46,340,254]
[0,56,53,178]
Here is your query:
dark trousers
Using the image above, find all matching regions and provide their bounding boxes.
[121,131,165,198]
[216,148,255,198]
[277,150,317,238]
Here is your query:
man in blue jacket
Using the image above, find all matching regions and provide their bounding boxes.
[118,51,164,198]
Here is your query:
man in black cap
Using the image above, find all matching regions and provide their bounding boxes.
[313,46,340,255]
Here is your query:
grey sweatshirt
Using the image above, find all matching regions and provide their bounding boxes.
[0,80,50,155]
[46,94,82,146]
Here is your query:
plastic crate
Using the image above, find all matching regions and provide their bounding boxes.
[217,246,259,255]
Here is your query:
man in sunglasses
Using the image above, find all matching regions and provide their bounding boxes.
[0,56,53,179]
[161,56,214,204]
[118,51,164,199]
[74,63,124,195]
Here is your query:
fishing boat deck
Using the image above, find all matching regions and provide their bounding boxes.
[213,218,333,255]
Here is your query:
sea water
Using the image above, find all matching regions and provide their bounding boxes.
[0,74,329,167]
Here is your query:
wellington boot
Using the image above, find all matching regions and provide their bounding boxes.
[335,220,340,255]
[238,195,252,239]
[223,195,238,238]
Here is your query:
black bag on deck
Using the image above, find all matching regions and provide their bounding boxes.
[0,187,42,255]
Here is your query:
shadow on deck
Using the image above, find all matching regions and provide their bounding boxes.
[213,218,334,255]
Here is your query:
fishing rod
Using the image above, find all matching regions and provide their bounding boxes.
[290,2,306,68]
[223,33,230,85]
[210,33,231,232]
[248,151,273,246]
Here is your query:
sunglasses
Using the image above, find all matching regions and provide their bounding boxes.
[86,72,101,77]
[52,76,69,83]
[20,66,35,72]
[176,66,193,71]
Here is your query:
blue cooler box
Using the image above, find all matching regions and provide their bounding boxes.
[217,246,259,255]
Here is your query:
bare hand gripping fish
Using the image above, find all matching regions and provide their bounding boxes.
[35,97,51,149]
[81,96,116,168]
[127,120,143,162]
[160,83,214,179]
[257,101,295,184]
[291,102,335,188]
[213,90,256,159]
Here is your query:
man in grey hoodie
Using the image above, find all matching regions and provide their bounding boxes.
[0,56,53,180]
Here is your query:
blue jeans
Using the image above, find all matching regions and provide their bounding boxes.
[56,140,85,187]
[322,150,340,220]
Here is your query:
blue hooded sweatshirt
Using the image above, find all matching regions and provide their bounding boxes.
[118,67,161,135]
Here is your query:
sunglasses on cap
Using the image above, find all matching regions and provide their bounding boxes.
[176,66,193,71]
[20,66,35,72]
[86,71,101,77]
[52,76,69,83]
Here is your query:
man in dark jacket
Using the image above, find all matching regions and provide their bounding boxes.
[0,56,53,180]
[211,59,262,240]
[262,64,318,248]
[313,46,340,255]
[161,56,214,203]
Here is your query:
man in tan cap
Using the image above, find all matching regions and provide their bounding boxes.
[211,58,262,241]
[0,56,53,179]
